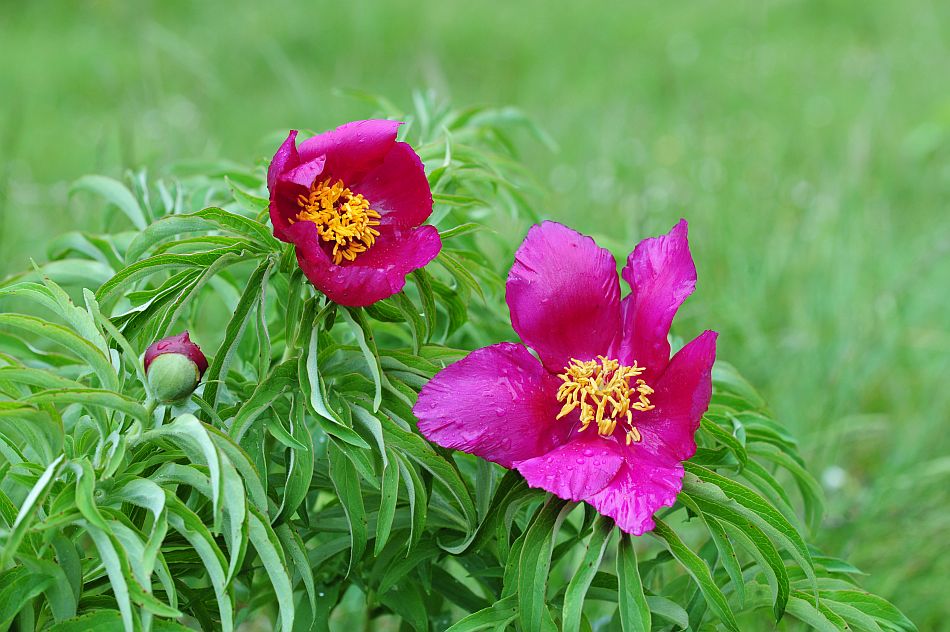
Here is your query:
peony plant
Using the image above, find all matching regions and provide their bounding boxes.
[0,97,915,632]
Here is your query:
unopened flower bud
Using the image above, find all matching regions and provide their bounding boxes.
[144,332,208,404]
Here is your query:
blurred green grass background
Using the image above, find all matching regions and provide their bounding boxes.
[2,0,948,626]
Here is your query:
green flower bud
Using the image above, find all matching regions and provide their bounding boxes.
[144,332,208,404]
[147,353,202,403]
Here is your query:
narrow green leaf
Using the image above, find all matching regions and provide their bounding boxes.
[518,498,571,631]
[138,414,223,530]
[444,594,518,632]
[71,175,147,229]
[0,566,54,629]
[0,314,116,390]
[683,465,817,597]
[328,439,366,573]
[83,522,135,632]
[164,494,234,631]
[2,455,65,567]
[275,523,316,614]
[340,307,383,411]
[562,515,612,632]
[202,257,273,408]
[679,493,746,609]
[823,590,916,632]
[126,206,279,262]
[374,455,401,556]
[97,247,248,305]
[24,389,149,425]
[617,534,651,632]
[274,396,314,524]
[248,506,295,632]
[650,517,739,632]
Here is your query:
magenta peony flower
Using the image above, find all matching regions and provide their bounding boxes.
[413,220,717,535]
[267,120,441,307]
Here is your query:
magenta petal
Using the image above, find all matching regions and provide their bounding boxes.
[267,131,299,192]
[413,343,568,468]
[280,154,326,189]
[353,142,433,228]
[637,330,717,461]
[616,219,697,376]
[585,442,685,535]
[515,434,624,501]
[298,119,401,183]
[292,223,441,307]
[506,222,622,373]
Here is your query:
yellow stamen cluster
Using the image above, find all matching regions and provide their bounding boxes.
[294,178,382,264]
[556,356,655,445]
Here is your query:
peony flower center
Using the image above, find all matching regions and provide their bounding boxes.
[556,356,655,445]
[295,177,382,264]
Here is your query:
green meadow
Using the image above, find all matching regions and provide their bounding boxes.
[2,1,947,626]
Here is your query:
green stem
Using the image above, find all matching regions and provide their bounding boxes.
[144,397,159,427]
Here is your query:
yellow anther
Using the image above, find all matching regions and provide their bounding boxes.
[294,178,382,264]
[556,356,654,443]
[626,427,642,445]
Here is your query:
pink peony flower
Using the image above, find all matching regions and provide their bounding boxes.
[267,120,441,307]
[413,220,717,535]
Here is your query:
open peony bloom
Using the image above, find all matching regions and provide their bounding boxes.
[267,120,441,306]
[413,220,717,535]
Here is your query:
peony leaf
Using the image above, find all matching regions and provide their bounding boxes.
[248,506,295,632]
[562,515,612,632]
[517,498,571,631]
[444,594,518,632]
[328,439,367,574]
[340,307,384,411]
[683,465,817,600]
[0,313,117,390]
[650,517,739,632]
[71,175,147,230]
[0,566,54,629]
[374,453,401,556]
[617,533,652,632]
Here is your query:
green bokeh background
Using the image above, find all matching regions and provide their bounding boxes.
[2,0,948,625]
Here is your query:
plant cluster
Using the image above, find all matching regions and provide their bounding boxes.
[0,97,915,631]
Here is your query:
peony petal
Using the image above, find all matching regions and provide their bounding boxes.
[290,222,441,307]
[615,219,697,377]
[144,331,208,376]
[267,130,299,192]
[413,342,569,468]
[515,433,624,501]
[280,154,326,189]
[636,330,717,461]
[585,441,685,535]
[353,142,433,228]
[268,142,326,243]
[298,119,401,184]
[506,222,621,373]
